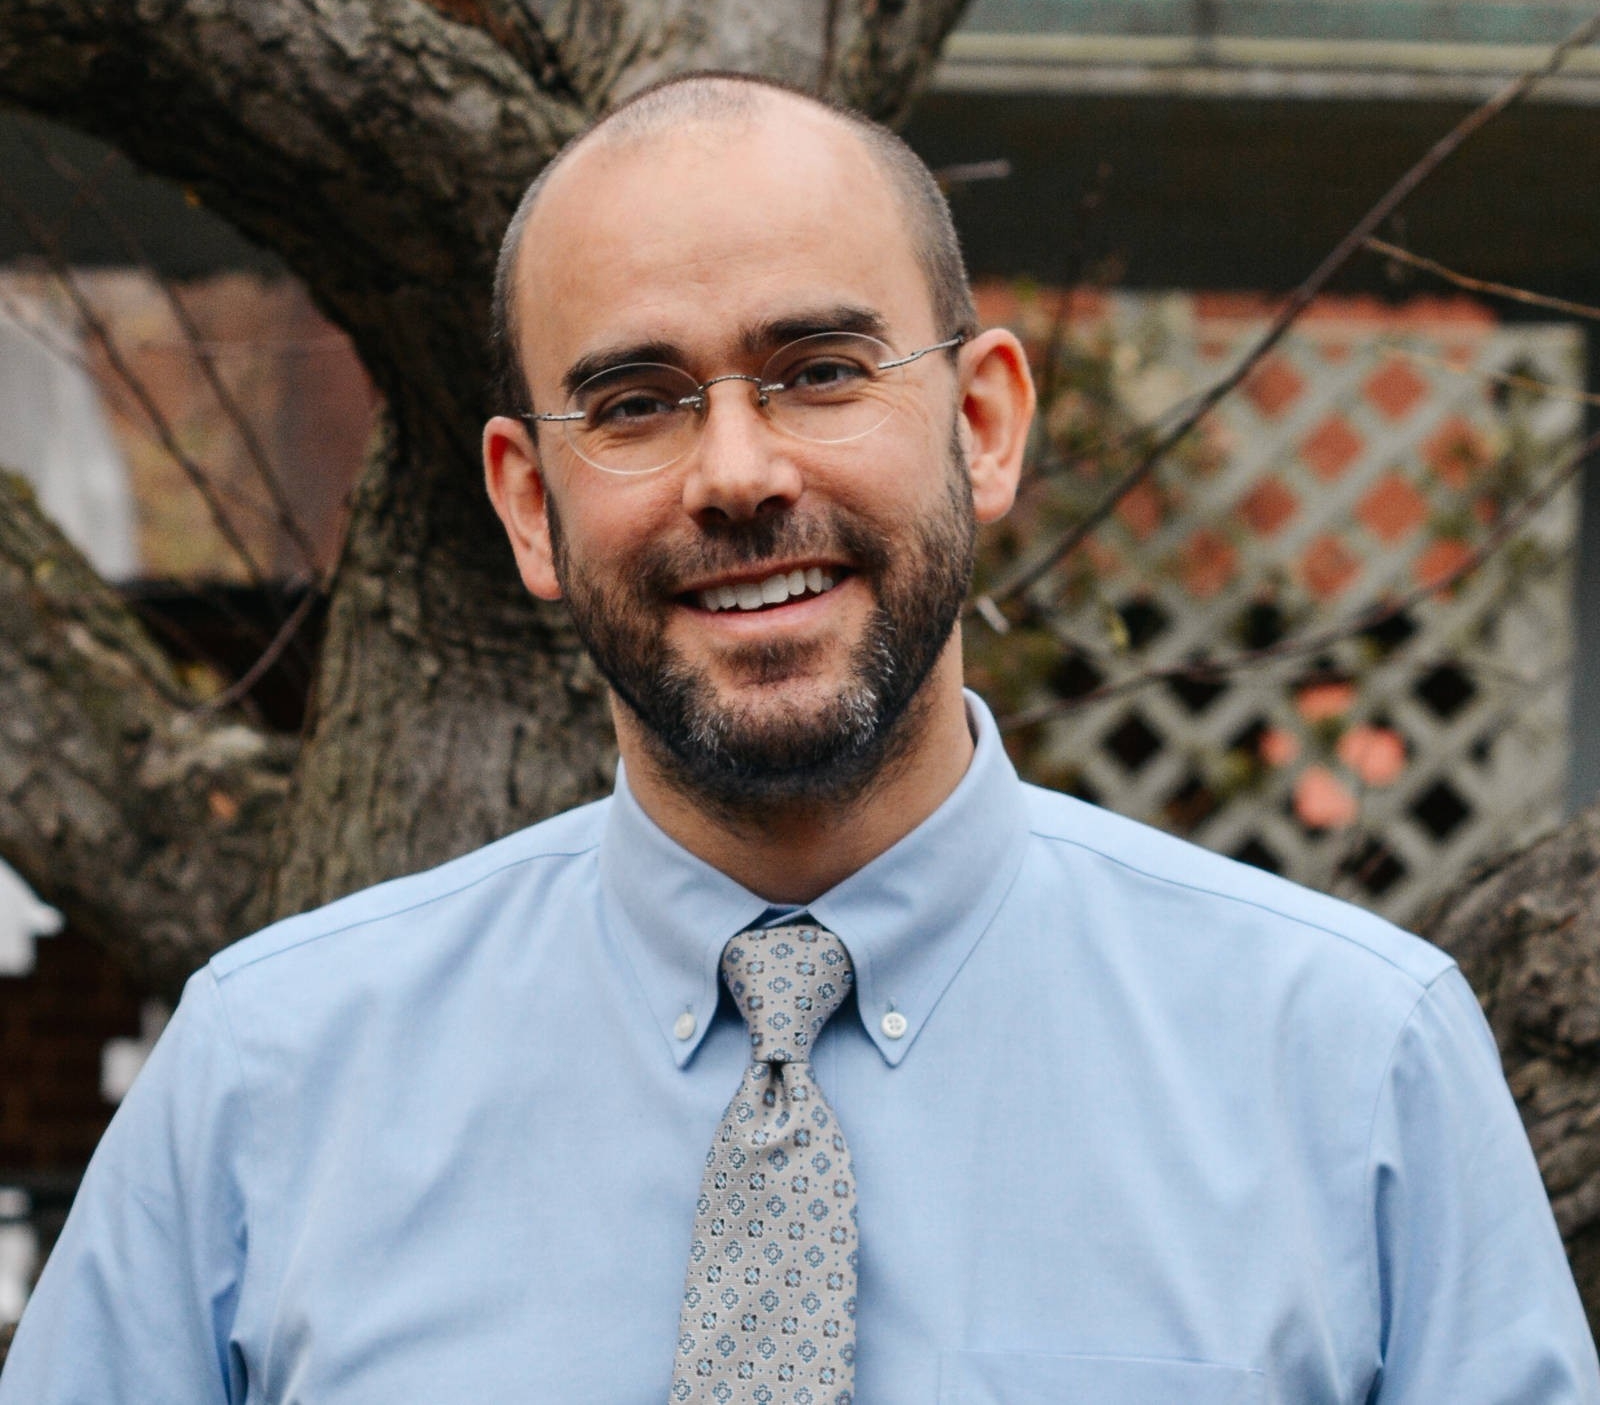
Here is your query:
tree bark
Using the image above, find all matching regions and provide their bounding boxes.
[1421,803,1600,1339]
[0,470,295,994]
[258,409,619,919]
[0,0,974,962]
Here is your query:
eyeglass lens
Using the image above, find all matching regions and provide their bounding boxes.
[563,332,905,476]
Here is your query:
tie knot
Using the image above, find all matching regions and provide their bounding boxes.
[721,924,854,1064]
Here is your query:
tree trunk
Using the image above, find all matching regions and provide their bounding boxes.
[0,470,296,994]
[259,406,617,920]
[1421,803,1600,1339]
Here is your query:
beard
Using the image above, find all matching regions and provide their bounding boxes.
[549,428,976,815]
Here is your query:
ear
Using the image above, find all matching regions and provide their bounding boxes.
[483,415,562,600]
[956,327,1035,525]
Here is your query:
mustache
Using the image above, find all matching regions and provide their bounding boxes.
[636,508,889,594]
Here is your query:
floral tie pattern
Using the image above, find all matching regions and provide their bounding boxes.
[671,925,858,1405]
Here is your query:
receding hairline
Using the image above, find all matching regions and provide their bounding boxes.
[490,73,977,416]
[521,83,841,261]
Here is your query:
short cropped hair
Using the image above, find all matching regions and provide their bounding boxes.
[489,72,979,418]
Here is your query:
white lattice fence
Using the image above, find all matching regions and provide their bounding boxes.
[970,288,1581,925]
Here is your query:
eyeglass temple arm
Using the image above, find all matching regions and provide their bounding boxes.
[875,334,966,371]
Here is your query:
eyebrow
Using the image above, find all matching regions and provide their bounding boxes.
[740,305,889,355]
[561,339,685,398]
[558,304,892,399]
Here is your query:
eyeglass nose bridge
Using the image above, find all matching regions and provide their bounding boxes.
[680,371,784,415]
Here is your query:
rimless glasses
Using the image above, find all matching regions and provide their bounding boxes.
[521,330,965,476]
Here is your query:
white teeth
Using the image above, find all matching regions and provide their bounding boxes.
[698,569,842,612]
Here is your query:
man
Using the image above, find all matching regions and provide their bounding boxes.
[3,73,1596,1404]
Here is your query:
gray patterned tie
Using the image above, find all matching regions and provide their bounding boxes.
[670,924,858,1405]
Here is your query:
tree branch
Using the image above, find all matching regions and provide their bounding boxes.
[1365,236,1600,325]
[827,0,974,121]
[0,0,586,446]
[1420,804,1600,1335]
[416,0,588,105]
[0,469,296,995]
[0,0,580,263]
[497,0,970,118]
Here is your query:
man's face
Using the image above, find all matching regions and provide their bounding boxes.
[545,421,976,808]
[507,105,980,809]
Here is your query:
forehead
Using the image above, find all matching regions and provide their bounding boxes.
[514,101,933,390]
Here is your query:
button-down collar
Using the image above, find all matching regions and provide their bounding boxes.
[600,692,1030,1068]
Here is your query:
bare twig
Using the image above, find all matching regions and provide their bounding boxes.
[0,187,273,585]
[37,145,118,251]
[933,159,1012,187]
[0,280,89,369]
[1395,344,1600,410]
[1027,384,1205,481]
[1366,236,1600,324]
[972,9,1600,626]
[1030,160,1116,428]
[24,129,324,580]
[819,0,840,93]
[191,587,322,716]
[0,278,248,442]
[997,422,1600,732]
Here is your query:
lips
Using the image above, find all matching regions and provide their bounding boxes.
[697,566,840,613]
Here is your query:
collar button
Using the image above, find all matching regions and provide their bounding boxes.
[674,1011,698,1041]
[880,1010,908,1040]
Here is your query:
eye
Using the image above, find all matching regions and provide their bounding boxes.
[575,365,696,432]
[593,389,680,425]
[786,356,871,391]
[763,332,889,399]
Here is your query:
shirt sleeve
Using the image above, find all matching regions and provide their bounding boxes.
[1370,964,1600,1402]
[0,966,250,1404]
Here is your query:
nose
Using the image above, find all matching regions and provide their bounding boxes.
[678,378,804,523]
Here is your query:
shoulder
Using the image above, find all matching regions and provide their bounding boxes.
[1018,782,1455,999]
[208,795,611,988]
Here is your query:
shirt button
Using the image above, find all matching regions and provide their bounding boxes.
[880,1011,908,1040]
[674,1012,697,1041]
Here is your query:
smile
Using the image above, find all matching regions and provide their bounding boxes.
[697,567,840,613]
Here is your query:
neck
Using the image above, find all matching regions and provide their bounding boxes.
[615,657,976,905]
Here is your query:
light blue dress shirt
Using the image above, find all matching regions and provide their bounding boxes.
[4,694,1596,1403]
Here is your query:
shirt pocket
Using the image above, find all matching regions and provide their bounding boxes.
[938,1350,1267,1404]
